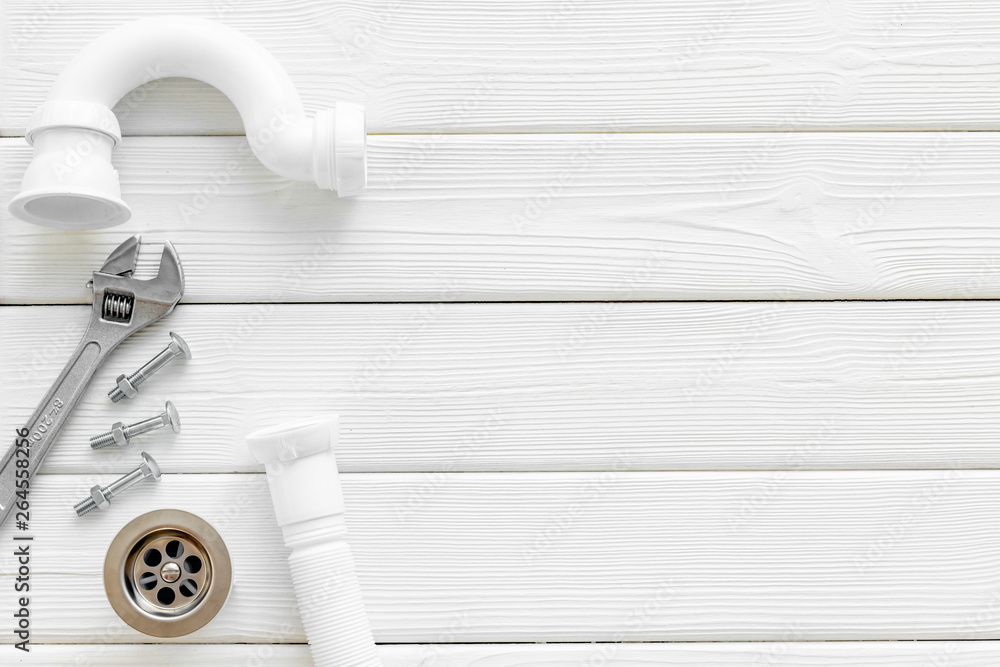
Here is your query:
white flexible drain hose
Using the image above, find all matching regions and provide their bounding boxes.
[247,416,382,667]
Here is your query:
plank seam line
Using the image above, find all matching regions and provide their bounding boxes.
[15,639,1000,646]
[5,298,1000,308]
[29,469,1000,475]
[4,129,1000,139]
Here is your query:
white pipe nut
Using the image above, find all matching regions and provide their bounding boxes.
[9,17,367,229]
[10,101,126,228]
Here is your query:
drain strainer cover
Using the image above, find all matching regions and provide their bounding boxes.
[104,509,232,637]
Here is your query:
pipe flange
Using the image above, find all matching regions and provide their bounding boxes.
[104,509,232,637]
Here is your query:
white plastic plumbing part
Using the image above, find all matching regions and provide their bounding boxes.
[9,16,366,229]
[246,416,382,667]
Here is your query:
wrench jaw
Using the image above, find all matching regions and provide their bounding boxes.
[88,238,185,343]
[98,234,141,278]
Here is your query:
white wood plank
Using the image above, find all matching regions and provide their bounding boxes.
[0,471,998,643]
[3,133,1000,303]
[24,645,313,665]
[22,642,1000,666]
[5,0,1000,134]
[380,644,1000,666]
[5,301,1000,474]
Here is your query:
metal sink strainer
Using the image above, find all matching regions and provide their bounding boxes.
[104,509,232,637]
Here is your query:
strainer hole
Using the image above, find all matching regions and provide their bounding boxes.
[179,579,198,598]
[142,548,162,567]
[138,572,158,590]
[183,555,202,574]
[165,540,184,559]
[156,587,176,606]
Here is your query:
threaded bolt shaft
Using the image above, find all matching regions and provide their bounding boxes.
[90,430,120,450]
[73,496,101,516]
[108,332,191,402]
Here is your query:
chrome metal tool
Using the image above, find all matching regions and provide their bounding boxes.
[0,236,184,528]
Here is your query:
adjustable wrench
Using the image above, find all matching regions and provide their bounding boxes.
[0,236,184,528]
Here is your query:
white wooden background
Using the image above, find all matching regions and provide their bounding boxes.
[2,0,1000,664]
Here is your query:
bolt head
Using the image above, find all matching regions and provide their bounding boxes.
[115,374,138,399]
[160,562,181,583]
[168,332,192,360]
[164,401,181,434]
[140,452,162,481]
[111,422,129,447]
[90,485,111,510]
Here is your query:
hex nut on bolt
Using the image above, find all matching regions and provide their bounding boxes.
[74,452,161,517]
[90,401,181,450]
[109,332,192,402]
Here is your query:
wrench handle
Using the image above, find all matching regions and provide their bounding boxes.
[0,336,112,528]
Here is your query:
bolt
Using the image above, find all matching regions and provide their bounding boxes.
[74,452,162,516]
[90,401,181,450]
[108,332,192,402]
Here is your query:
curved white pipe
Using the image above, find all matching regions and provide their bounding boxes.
[9,16,366,229]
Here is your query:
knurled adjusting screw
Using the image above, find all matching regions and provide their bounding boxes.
[74,452,161,517]
[90,401,181,450]
[108,332,192,402]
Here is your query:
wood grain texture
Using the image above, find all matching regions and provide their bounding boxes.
[379,644,1000,667]
[23,642,1000,666]
[5,301,1000,474]
[1,471,999,643]
[3,133,1000,303]
[24,645,313,665]
[5,0,1000,134]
